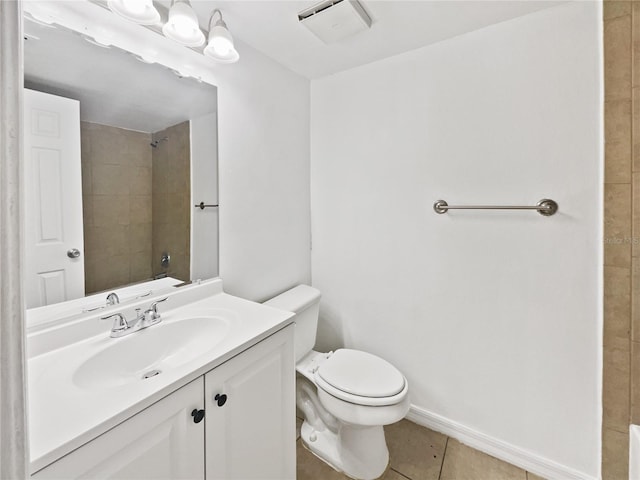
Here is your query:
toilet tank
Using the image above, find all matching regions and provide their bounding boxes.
[264,285,321,362]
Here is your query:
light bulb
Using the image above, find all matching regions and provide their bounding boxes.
[171,16,195,35]
[121,0,147,15]
[162,0,205,47]
[212,36,231,55]
[108,0,160,25]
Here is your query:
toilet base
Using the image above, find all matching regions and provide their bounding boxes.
[300,420,389,480]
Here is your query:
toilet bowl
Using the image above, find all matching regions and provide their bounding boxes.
[264,285,409,480]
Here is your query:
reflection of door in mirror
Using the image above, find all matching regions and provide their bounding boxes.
[23,89,85,308]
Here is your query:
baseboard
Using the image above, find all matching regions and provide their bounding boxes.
[405,405,597,480]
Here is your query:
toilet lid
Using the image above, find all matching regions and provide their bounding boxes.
[316,349,405,398]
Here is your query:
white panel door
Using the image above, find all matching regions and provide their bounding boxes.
[33,379,205,479]
[24,89,84,308]
[205,326,296,480]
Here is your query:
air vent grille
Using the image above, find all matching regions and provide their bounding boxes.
[298,0,371,44]
[298,0,345,21]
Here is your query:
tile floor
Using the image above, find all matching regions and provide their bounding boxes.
[296,418,546,480]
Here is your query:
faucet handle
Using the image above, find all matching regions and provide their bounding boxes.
[149,297,168,315]
[144,297,168,325]
[100,313,128,331]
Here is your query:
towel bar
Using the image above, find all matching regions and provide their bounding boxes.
[433,199,558,216]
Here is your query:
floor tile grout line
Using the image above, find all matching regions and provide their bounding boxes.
[389,467,412,480]
[438,436,450,480]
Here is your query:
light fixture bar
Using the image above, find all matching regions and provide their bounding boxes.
[77,1,239,64]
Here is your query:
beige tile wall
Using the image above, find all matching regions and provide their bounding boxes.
[151,121,191,282]
[604,1,634,477]
[81,122,153,294]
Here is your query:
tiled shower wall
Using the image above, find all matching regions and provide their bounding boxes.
[151,121,191,282]
[80,122,153,294]
[81,120,191,293]
[603,1,640,477]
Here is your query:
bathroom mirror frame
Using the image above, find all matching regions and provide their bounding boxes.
[23,0,221,328]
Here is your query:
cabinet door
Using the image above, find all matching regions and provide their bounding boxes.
[33,379,205,479]
[205,325,295,480]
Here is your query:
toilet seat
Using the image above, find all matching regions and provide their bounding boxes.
[314,349,408,407]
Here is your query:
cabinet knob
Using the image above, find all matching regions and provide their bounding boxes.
[214,393,227,407]
[191,408,205,423]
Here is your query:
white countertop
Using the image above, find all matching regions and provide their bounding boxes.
[28,280,294,474]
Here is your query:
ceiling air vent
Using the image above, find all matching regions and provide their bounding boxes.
[298,0,371,44]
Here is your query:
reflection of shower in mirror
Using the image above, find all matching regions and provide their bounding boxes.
[160,252,170,269]
[150,136,168,148]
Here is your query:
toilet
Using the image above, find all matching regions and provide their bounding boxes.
[265,285,409,480]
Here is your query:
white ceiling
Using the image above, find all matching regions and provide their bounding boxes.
[178,0,564,79]
[23,0,565,124]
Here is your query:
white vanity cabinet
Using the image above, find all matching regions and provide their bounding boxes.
[32,326,295,480]
[33,378,205,479]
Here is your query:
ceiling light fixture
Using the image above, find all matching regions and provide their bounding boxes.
[162,0,205,47]
[107,0,161,25]
[203,9,239,63]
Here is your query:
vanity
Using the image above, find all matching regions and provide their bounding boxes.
[28,279,296,479]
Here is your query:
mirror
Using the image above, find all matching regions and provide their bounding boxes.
[23,17,218,311]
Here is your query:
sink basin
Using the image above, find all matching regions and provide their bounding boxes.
[73,317,230,389]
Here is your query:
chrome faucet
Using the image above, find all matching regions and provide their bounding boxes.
[101,297,168,338]
[106,292,120,306]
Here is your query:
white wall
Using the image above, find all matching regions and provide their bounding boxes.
[190,112,219,281]
[310,3,601,477]
[213,41,311,301]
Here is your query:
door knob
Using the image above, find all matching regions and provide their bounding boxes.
[214,394,227,407]
[67,248,81,259]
